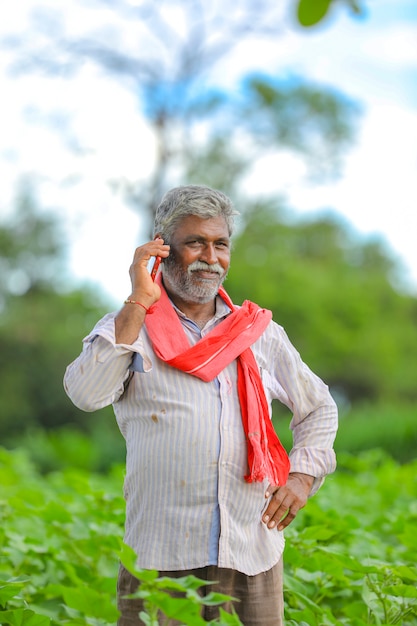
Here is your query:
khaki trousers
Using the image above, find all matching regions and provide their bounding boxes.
[117,559,284,626]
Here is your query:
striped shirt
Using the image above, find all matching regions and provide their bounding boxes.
[64,296,337,576]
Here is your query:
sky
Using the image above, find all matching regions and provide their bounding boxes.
[0,0,416,305]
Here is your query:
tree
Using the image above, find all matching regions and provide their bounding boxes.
[183,74,359,198]
[2,0,360,236]
[227,201,417,405]
[0,182,111,440]
[0,179,66,306]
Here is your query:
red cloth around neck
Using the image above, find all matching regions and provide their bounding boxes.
[145,275,290,486]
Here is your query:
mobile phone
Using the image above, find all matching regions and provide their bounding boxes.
[148,255,161,281]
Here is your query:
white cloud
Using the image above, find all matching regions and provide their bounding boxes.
[361,25,417,66]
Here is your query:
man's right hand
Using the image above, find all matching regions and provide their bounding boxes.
[127,237,170,308]
[115,238,170,345]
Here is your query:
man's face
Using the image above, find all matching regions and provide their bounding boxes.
[162,215,231,304]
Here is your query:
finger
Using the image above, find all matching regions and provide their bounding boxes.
[277,508,297,531]
[130,244,168,279]
[264,487,303,527]
[263,493,288,527]
[264,484,280,499]
[133,239,169,259]
[265,501,299,530]
[148,238,170,257]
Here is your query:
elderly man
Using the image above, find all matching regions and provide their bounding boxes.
[64,184,337,626]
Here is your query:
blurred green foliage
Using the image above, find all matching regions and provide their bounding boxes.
[275,403,417,467]
[228,202,417,405]
[1,180,416,467]
[0,184,112,441]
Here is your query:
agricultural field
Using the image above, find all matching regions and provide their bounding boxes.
[1,446,416,625]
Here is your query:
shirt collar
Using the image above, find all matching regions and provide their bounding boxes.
[171,293,232,323]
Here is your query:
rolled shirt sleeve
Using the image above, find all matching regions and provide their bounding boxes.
[63,313,152,412]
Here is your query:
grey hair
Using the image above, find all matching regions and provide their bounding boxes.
[153,185,238,242]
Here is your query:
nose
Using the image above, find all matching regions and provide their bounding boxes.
[200,243,218,265]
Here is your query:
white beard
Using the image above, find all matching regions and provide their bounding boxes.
[162,259,227,304]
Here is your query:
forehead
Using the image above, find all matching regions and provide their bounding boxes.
[172,215,229,240]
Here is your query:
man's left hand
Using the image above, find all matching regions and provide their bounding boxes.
[262,472,315,531]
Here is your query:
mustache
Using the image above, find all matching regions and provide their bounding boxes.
[187,261,224,275]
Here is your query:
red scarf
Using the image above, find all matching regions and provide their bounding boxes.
[145,276,290,486]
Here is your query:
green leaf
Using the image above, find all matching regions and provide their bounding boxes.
[0,609,51,626]
[119,543,159,583]
[391,565,417,582]
[217,608,244,625]
[0,583,24,605]
[138,611,157,626]
[155,575,207,592]
[53,585,119,621]
[149,595,208,625]
[285,608,320,625]
[382,584,417,599]
[297,0,333,27]
[202,591,239,606]
[316,548,381,574]
[298,525,338,542]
